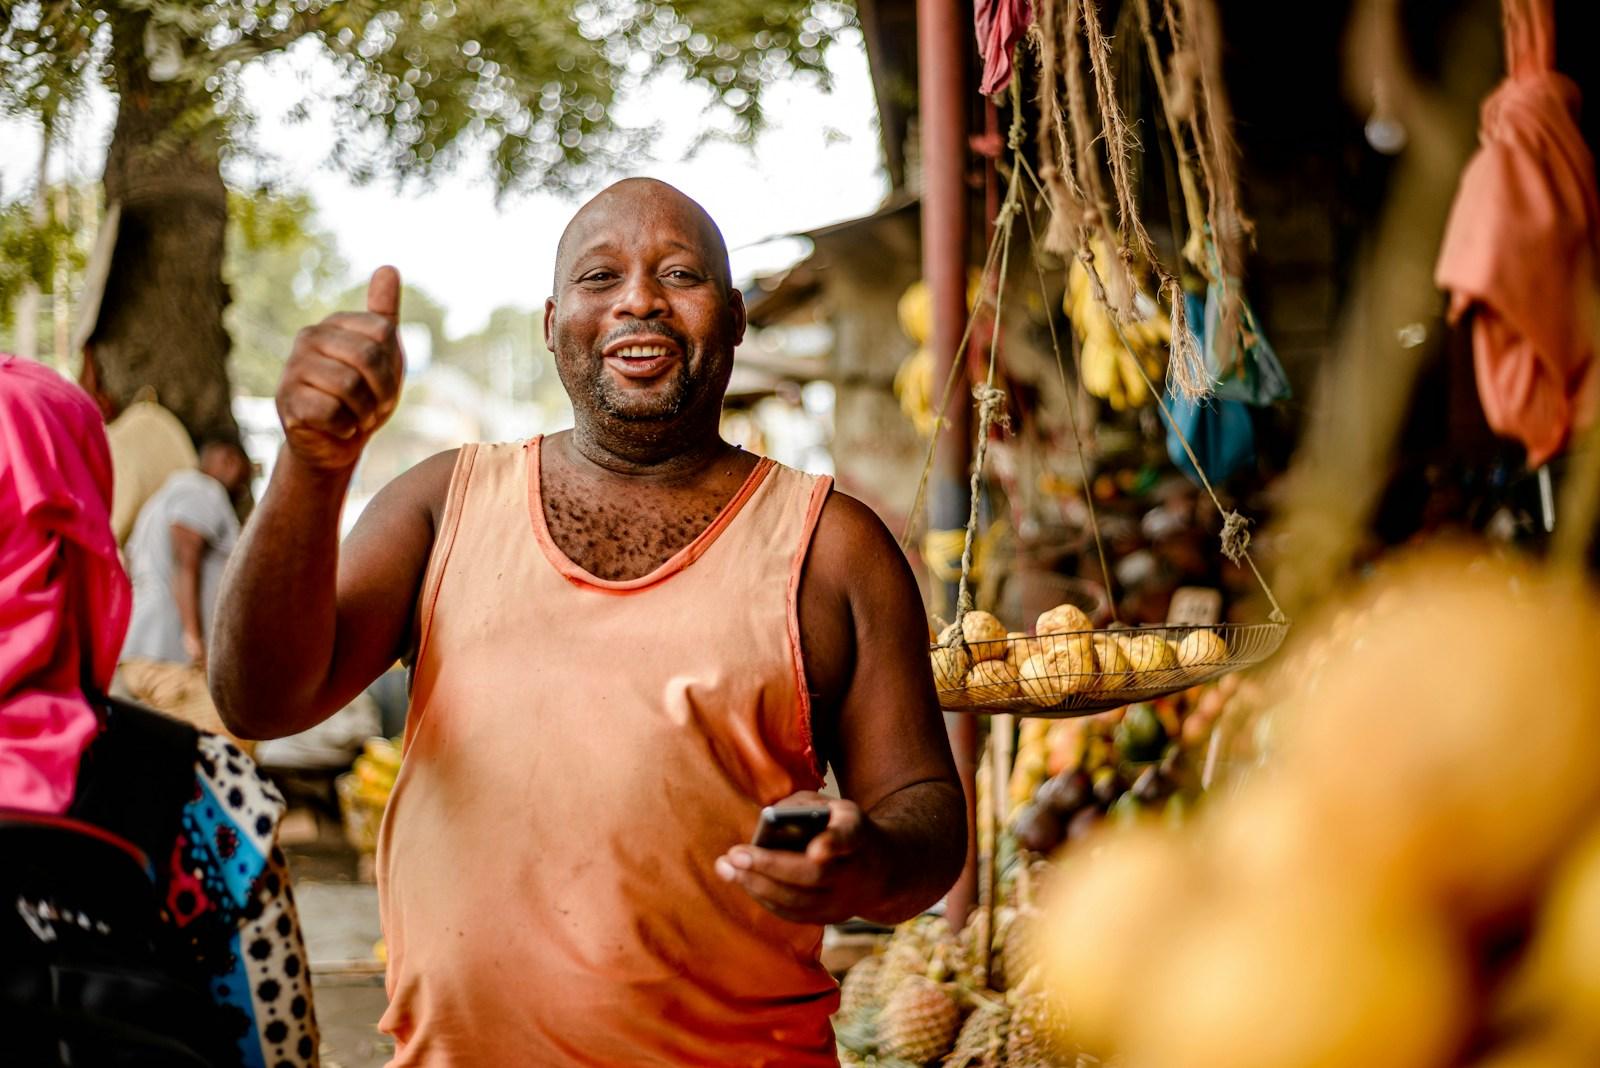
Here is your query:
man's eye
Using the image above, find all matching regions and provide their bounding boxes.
[665,269,700,282]
[582,271,617,283]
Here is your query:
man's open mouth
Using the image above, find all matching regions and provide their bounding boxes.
[603,340,680,379]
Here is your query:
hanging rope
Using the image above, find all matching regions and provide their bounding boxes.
[1088,257,1288,622]
[1018,184,1123,622]
[1080,0,1207,399]
[898,217,1012,552]
[911,14,1288,630]
[1165,0,1252,365]
[1063,0,1113,234]
[1138,0,1208,266]
[1033,0,1089,256]
[953,93,1027,626]
[1015,147,1286,622]
[1081,0,1159,271]
[1133,0,1214,408]
[1179,0,1250,261]
[956,384,1012,616]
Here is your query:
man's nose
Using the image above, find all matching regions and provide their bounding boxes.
[612,270,669,319]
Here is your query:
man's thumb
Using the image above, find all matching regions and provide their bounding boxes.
[367,265,402,320]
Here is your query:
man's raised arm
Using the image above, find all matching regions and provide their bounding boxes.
[211,267,446,739]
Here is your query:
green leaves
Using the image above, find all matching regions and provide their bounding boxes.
[0,193,86,332]
[0,2,109,126]
[1,0,857,195]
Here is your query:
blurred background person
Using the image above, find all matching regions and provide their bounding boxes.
[115,437,255,749]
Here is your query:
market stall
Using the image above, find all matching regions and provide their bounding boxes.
[832,0,1600,1062]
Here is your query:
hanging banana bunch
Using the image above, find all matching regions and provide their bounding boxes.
[1064,239,1171,411]
[894,273,990,436]
[895,279,939,436]
[893,345,939,436]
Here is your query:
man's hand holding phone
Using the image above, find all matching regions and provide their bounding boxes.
[715,791,885,925]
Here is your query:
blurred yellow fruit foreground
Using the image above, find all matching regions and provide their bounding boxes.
[1039,550,1600,1067]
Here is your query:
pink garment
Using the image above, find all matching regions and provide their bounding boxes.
[1435,0,1600,467]
[975,0,1033,96]
[0,354,130,813]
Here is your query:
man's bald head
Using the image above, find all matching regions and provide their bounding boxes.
[542,176,746,436]
[552,178,732,295]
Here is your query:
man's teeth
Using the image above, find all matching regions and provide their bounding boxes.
[615,345,670,358]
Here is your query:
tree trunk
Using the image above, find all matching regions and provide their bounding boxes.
[91,8,236,445]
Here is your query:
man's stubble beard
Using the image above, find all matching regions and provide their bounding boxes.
[591,358,698,422]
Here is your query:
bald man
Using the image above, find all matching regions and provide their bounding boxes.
[212,179,964,1066]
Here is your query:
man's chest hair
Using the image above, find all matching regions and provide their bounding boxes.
[546,471,854,717]
[542,478,725,582]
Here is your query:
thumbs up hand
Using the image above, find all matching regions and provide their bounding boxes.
[277,266,407,473]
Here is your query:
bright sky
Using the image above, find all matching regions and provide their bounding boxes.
[0,28,889,336]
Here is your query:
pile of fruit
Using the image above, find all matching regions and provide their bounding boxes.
[835,668,1261,1067]
[336,736,402,853]
[930,605,1229,710]
[834,865,1082,1067]
[1001,675,1246,855]
[1038,550,1600,1067]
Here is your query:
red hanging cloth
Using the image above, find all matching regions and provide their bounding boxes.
[1435,0,1600,467]
[975,0,1033,96]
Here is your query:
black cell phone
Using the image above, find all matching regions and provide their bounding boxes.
[751,804,831,851]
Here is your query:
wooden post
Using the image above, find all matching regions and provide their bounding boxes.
[917,0,977,930]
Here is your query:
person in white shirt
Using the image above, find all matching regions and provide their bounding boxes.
[116,439,253,745]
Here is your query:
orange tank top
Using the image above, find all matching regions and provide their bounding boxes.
[376,437,840,1066]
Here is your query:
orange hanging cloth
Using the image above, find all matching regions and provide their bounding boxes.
[1435,0,1600,466]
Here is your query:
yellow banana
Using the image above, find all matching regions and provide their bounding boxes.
[1080,340,1118,402]
[1117,348,1149,406]
[893,346,937,436]
[898,271,990,347]
[1062,239,1170,408]
[898,281,933,346]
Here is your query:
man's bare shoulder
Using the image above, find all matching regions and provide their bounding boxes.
[814,488,892,545]
[343,447,459,556]
[373,447,459,522]
[807,488,914,594]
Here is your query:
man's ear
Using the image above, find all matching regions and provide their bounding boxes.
[729,288,747,347]
[543,297,557,351]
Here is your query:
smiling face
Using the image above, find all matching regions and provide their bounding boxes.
[545,179,746,430]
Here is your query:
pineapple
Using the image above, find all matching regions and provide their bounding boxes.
[880,976,962,1064]
[839,954,885,1021]
[989,908,1015,991]
[878,916,952,1002]
[1005,973,1075,1067]
[998,911,1041,991]
[994,862,1044,990]
[877,934,932,1004]
[944,995,1008,1067]
[955,907,993,992]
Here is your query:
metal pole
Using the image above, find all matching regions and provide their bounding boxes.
[917,0,977,930]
